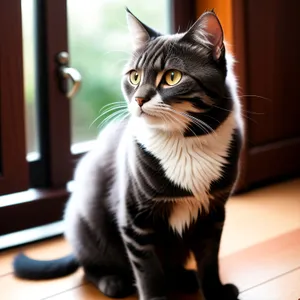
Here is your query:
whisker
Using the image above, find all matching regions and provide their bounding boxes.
[98,101,127,113]
[160,110,197,136]
[152,105,233,168]
[216,101,264,115]
[112,112,130,127]
[237,94,272,102]
[212,104,258,124]
[89,115,103,129]
[180,111,215,134]
[100,109,128,126]
[99,106,127,118]
[119,112,130,124]
[170,112,204,136]
[145,106,224,167]
[156,104,213,136]
[90,106,127,129]
[98,109,128,129]
[166,107,213,135]
[158,111,172,130]
[197,113,221,125]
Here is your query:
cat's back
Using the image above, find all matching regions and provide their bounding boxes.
[66,119,129,223]
[96,118,128,154]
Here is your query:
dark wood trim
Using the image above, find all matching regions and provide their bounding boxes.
[0,188,69,235]
[232,0,300,190]
[0,222,64,251]
[35,0,71,188]
[244,1,300,147]
[0,0,29,195]
[29,159,47,188]
[248,137,300,185]
[27,1,48,188]
[170,0,197,33]
[231,0,249,193]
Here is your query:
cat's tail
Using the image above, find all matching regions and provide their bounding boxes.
[13,252,80,280]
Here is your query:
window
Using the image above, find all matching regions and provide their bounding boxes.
[68,0,170,147]
[0,0,196,245]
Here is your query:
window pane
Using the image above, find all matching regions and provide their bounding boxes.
[67,0,170,150]
[21,0,39,160]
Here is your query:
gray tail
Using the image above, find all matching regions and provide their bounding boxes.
[13,252,80,280]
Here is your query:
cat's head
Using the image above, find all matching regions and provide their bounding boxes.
[122,8,232,136]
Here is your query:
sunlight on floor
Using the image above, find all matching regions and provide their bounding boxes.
[220,178,300,256]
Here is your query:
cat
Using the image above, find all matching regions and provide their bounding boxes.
[13,8,243,300]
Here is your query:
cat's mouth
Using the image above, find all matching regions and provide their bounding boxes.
[137,108,161,125]
[139,108,156,118]
[141,110,151,116]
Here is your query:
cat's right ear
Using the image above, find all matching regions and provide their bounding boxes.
[182,10,224,60]
[126,8,159,51]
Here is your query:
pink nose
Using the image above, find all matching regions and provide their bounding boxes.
[135,97,145,107]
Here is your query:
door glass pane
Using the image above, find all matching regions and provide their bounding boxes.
[67,0,170,152]
[21,0,39,160]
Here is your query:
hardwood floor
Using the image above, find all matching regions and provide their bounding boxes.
[1,179,300,300]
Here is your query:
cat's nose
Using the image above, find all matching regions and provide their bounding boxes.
[135,97,149,107]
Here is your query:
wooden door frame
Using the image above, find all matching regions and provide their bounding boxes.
[232,0,300,191]
[33,0,71,188]
[0,0,29,195]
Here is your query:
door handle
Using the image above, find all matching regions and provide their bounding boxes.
[57,51,82,98]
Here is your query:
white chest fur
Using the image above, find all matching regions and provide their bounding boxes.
[133,112,237,234]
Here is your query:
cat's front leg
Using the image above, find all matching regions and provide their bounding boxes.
[191,205,239,300]
[121,224,167,300]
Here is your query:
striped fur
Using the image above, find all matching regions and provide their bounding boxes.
[13,9,243,300]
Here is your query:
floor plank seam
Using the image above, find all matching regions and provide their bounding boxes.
[239,266,300,294]
[39,282,89,300]
[0,271,13,279]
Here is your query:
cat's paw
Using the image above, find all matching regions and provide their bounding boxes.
[205,283,239,300]
[166,268,200,294]
[98,275,134,298]
[223,283,239,299]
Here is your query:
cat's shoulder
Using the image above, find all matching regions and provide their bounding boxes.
[75,119,129,175]
[96,119,129,142]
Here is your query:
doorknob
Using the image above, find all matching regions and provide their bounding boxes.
[57,51,82,98]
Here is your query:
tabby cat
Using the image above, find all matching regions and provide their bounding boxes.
[14,8,243,300]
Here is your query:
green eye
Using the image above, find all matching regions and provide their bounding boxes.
[129,70,141,85]
[164,70,182,86]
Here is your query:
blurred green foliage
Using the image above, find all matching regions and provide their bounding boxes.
[23,0,169,152]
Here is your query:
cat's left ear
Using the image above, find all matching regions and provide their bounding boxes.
[126,8,160,51]
[182,10,224,60]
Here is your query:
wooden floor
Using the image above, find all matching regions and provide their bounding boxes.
[1,178,300,300]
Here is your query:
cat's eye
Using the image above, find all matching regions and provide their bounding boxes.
[129,70,141,85]
[164,70,182,86]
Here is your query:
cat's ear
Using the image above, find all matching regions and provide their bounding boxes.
[182,10,224,60]
[126,7,159,51]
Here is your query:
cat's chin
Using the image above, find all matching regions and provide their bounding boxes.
[138,114,165,129]
[132,115,182,133]
[129,109,185,133]
[140,111,159,121]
